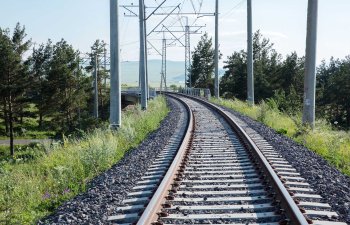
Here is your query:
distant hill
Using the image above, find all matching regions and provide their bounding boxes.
[121,59,225,87]
[121,60,185,86]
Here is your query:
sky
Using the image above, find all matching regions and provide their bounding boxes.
[0,0,350,67]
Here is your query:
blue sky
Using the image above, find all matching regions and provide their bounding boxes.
[1,0,350,66]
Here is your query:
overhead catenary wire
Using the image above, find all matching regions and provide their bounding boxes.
[119,0,212,86]
[220,0,245,18]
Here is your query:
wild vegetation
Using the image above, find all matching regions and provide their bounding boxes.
[0,96,168,224]
[0,24,111,156]
[211,98,350,176]
[188,31,350,130]
[0,23,172,224]
[188,31,350,175]
[187,33,215,90]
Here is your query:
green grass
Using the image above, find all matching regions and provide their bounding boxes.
[0,146,11,160]
[0,96,169,224]
[0,143,53,162]
[0,145,31,160]
[211,98,350,176]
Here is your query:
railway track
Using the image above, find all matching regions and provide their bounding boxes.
[108,94,346,225]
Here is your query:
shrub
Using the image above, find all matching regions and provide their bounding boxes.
[257,100,268,123]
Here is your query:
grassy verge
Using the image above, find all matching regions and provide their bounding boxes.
[0,96,169,224]
[211,98,350,176]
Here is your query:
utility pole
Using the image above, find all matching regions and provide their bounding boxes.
[184,17,191,88]
[77,60,81,128]
[104,47,107,88]
[156,25,204,89]
[94,54,99,118]
[121,2,207,93]
[110,0,121,128]
[161,36,167,91]
[214,0,219,98]
[303,0,318,128]
[139,0,147,110]
[144,6,149,99]
[121,1,170,95]
[158,35,181,92]
[247,0,254,105]
[160,71,163,92]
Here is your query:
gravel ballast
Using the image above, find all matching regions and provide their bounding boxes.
[216,103,350,224]
[38,97,350,224]
[39,97,182,225]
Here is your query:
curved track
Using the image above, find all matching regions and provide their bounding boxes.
[108,94,346,225]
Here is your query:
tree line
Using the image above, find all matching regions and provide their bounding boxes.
[0,24,110,155]
[188,31,350,129]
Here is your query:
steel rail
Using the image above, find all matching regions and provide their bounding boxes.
[136,95,194,225]
[174,93,310,225]
[109,93,346,225]
[135,93,309,224]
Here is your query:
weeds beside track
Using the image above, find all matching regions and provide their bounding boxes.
[210,98,350,176]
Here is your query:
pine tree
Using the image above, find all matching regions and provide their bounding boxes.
[252,31,282,101]
[188,33,216,92]
[0,23,31,156]
[86,40,109,119]
[220,31,305,106]
[220,51,247,99]
[317,56,350,128]
[28,40,53,128]
[46,39,89,133]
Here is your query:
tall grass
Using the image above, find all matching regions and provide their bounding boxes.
[211,98,350,176]
[0,96,169,224]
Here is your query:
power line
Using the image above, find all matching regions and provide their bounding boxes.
[221,0,245,18]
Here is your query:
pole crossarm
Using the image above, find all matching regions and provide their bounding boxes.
[162,25,185,47]
[145,0,167,20]
[167,24,204,45]
[190,0,197,14]
[166,25,206,28]
[121,3,180,18]
[147,4,181,36]
[147,40,162,56]
[154,30,202,33]
[155,24,204,44]
[168,33,185,45]
[153,12,214,16]
[148,38,178,41]
[121,5,138,17]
